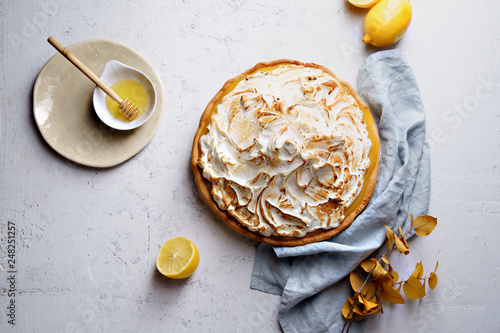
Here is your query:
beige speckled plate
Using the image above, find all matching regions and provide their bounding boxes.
[33,38,164,168]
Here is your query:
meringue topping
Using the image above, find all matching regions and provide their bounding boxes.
[198,65,371,237]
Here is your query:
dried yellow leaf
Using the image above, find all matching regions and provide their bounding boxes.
[361,258,388,278]
[362,282,377,299]
[358,294,379,314]
[365,299,380,313]
[411,261,424,279]
[393,233,409,255]
[380,281,406,304]
[350,272,365,293]
[367,304,381,315]
[360,259,374,273]
[342,298,354,319]
[413,215,438,237]
[429,272,438,290]
[351,300,366,316]
[434,261,439,273]
[390,269,399,284]
[398,226,409,249]
[385,226,395,251]
[383,256,395,276]
[403,276,426,300]
[374,275,389,290]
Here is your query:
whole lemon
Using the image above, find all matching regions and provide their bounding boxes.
[362,0,412,47]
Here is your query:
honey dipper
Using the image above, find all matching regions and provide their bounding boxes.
[47,36,141,120]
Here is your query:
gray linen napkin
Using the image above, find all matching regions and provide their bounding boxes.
[250,49,431,333]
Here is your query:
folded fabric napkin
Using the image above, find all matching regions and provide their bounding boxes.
[250,49,431,333]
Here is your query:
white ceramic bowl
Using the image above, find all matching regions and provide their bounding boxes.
[93,60,157,130]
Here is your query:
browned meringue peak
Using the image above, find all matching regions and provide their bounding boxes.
[198,64,372,237]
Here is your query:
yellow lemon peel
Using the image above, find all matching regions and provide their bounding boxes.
[362,0,412,47]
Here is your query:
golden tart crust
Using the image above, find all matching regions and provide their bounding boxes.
[191,59,380,246]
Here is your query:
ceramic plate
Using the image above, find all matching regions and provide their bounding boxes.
[33,38,164,168]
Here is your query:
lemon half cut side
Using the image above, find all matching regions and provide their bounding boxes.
[156,237,200,279]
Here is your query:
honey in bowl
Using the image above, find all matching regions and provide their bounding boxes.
[105,79,149,121]
[93,60,157,130]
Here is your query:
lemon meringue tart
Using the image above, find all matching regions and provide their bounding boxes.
[191,60,380,246]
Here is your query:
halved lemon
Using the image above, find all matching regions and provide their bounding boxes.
[156,237,200,279]
[347,0,381,8]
